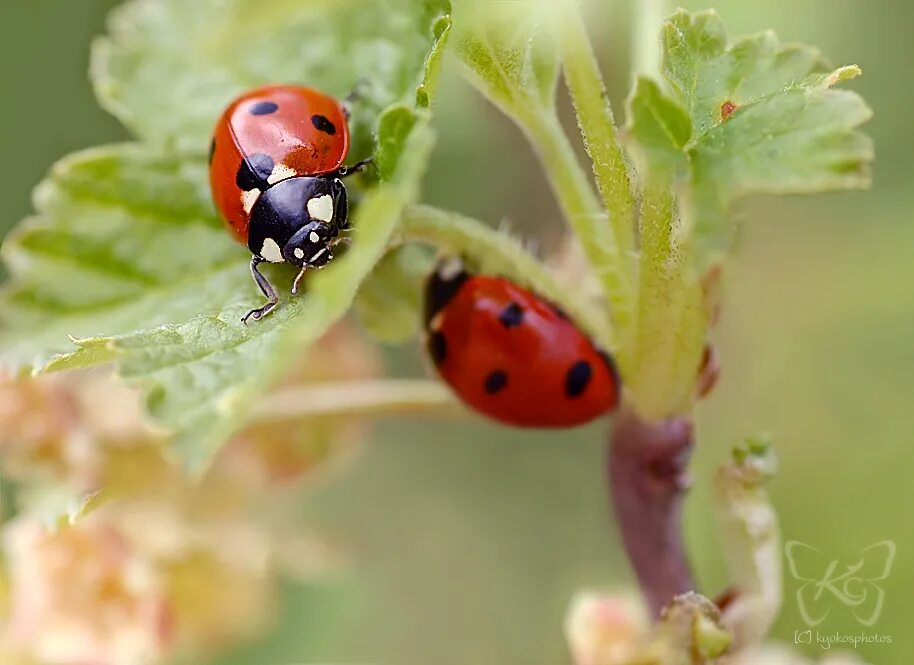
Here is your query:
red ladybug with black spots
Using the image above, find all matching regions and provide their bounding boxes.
[424,259,622,428]
[209,84,371,323]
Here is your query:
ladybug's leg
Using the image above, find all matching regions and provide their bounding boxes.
[242,257,279,325]
[335,158,373,179]
[291,265,310,296]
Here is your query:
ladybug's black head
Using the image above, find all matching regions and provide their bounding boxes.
[248,175,348,266]
[424,257,470,325]
[283,222,333,267]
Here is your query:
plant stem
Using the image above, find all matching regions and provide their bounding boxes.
[521,111,634,354]
[560,5,638,289]
[608,405,695,616]
[632,0,668,78]
[400,204,614,350]
[253,379,458,423]
[629,182,705,419]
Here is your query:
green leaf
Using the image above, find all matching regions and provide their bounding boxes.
[455,0,560,120]
[1,0,448,467]
[376,5,450,180]
[416,14,453,110]
[375,105,421,182]
[689,72,874,218]
[657,10,873,245]
[0,145,241,373]
[626,77,692,175]
[92,0,451,157]
[661,10,830,136]
[354,244,434,344]
[52,119,434,471]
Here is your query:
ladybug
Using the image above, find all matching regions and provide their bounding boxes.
[423,259,622,428]
[209,84,371,323]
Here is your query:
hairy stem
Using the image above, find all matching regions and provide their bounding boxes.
[629,182,705,419]
[632,0,668,77]
[253,379,458,423]
[522,111,634,348]
[400,204,614,350]
[608,405,695,616]
[560,5,638,292]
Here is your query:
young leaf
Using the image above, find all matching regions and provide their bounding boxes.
[662,11,826,135]
[658,10,873,243]
[92,0,451,157]
[455,0,560,120]
[626,77,692,176]
[375,105,422,182]
[689,72,874,222]
[416,13,453,110]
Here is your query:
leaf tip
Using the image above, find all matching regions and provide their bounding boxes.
[826,64,863,87]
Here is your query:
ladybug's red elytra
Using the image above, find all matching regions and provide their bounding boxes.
[424,259,622,428]
[209,84,371,324]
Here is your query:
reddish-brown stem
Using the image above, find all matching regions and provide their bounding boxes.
[608,406,695,616]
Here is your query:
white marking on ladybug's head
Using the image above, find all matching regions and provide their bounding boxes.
[267,163,297,185]
[260,238,284,263]
[437,257,465,282]
[430,312,444,332]
[308,231,320,244]
[293,248,305,260]
[241,189,260,214]
[307,194,334,223]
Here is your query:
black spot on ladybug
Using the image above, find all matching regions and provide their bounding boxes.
[236,153,275,192]
[311,114,337,135]
[208,137,216,165]
[424,266,469,324]
[498,302,524,329]
[565,360,592,398]
[484,370,508,395]
[250,101,279,116]
[428,331,447,365]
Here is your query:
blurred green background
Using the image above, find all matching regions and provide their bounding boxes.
[1,1,911,664]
